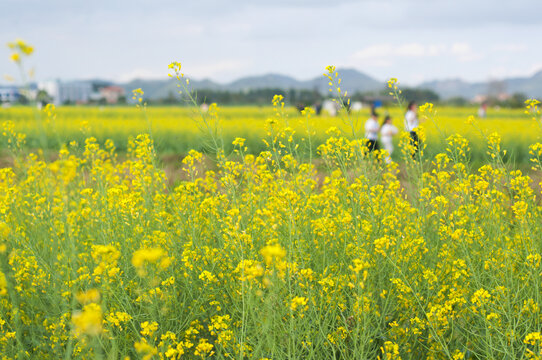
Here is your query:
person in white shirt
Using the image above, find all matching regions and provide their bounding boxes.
[405,101,418,131]
[478,102,488,118]
[380,115,398,162]
[365,111,380,152]
[405,101,419,157]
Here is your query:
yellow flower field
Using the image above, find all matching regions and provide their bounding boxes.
[1,92,542,359]
[0,104,540,163]
[2,48,542,358]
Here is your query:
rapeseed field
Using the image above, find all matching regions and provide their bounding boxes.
[2,43,542,358]
[0,105,539,164]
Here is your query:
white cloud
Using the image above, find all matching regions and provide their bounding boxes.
[350,42,483,67]
[529,63,542,74]
[427,44,447,56]
[351,44,394,60]
[349,43,424,68]
[343,42,492,84]
[351,42,449,63]
[408,74,429,85]
[450,42,481,62]
[396,43,427,57]
[486,66,526,79]
[491,43,528,52]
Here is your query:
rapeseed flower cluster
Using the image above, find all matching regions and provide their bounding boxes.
[7,39,33,63]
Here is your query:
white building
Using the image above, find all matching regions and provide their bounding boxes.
[0,86,20,103]
[38,80,92,105]
[99,86,125,104]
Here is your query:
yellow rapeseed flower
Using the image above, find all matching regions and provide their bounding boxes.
[260,244,286,265]
[135,340,158,360]
[132,247,166,268]
[10,53,20,63]
[76,289,100,304]
[0,272,7,296]
[72,303,103,336]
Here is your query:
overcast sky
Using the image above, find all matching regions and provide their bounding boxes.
[2,0,542,85]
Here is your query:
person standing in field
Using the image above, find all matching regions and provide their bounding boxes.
[405,101,420,156]
[380,115,398,162]
[478,102,488,118]
[365,110,380,152]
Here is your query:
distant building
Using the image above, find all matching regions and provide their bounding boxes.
[473,92,510,103]
[472,95,488,104]
[99,86,125,104]
[38,80,92,105]
[0,86,20,103]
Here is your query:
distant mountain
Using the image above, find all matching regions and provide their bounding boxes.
[192,78,223,91]
[301,68,383,93]
[418,79,482,99]
[121,77,224,99]
[228,73,302,91]
[91,68,542,101]
[4,68,542,101]
[119,68,385,100]
[420,70,542,99]
[219,69,383,93]
[122,79,177,99]
[505,70,542,96]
